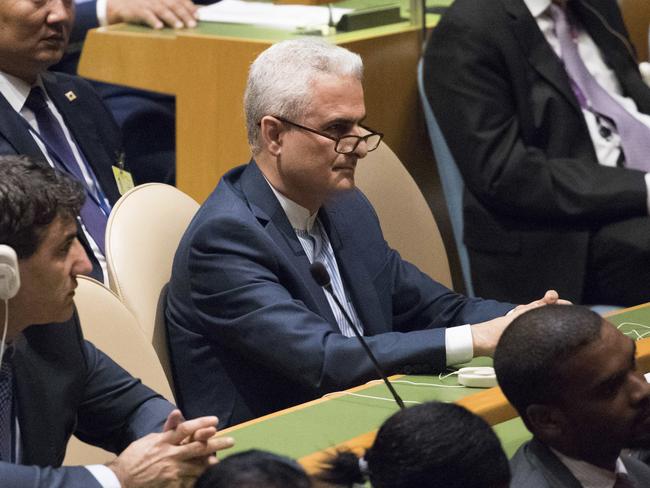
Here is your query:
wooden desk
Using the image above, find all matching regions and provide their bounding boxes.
[215,304,650,474]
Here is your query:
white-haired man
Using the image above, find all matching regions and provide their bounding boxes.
[165,39,566,427]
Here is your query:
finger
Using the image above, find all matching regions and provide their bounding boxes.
[557,299,573,305]
[164,0,198,27]
[133,7,165,29]
[190,426,218,442]
[542,289,559,303]
[174,435,235,461]
[164,416,219,444]
[163,409,185,432]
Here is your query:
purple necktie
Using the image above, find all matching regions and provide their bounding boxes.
[0,352,13,462]
[24,87,108,254]
[550,4,650,172]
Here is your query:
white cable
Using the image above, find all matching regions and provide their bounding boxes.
[323,391,423,405]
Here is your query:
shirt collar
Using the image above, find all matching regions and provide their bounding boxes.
[551,448,627,487]
[0,70,43,114]
[264,178,318,232]
[523,0,553,18]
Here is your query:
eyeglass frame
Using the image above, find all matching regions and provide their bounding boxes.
[271,115,383,154]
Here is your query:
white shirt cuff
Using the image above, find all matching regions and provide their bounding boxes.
[445,324,474,366]
[85,464,121,488]
[645,173,650,214]
[96,0,108,26]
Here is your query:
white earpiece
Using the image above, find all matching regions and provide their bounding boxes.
[0,245,20,300]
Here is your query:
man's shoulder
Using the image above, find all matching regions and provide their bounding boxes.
[509,441,554,488]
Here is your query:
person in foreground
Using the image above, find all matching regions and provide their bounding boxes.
[195,449,311,488]
[0,155,233,487]
[316,401,511,488]
[495,305,650,487]
[165,38,568,427]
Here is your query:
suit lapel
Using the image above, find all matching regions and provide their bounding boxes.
[320,204,388,336]
[500,0,581,114]
[0,92,47,158]
[239,162,338,328]
[527,439,585,488]
[42,73,120,203]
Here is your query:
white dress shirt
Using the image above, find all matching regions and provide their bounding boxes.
[523,0,650,213]
[266,182,474,366]
[553,448,629,488]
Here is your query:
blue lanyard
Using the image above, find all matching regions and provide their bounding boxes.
[22,117,112,217]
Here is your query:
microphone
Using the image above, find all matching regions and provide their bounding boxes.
[310,262,405,409]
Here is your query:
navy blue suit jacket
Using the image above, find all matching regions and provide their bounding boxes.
[166,161,511,427]
[0,314,175,487]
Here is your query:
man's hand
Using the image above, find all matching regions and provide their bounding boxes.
[107,0,199,29]
[107,413,234,488]
[471,290,571,357]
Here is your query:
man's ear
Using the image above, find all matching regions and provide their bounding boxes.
[526,404,567,443]
[260,116,284,157]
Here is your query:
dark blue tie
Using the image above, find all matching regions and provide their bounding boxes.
[24,87,108,254]
[0,350,13,462]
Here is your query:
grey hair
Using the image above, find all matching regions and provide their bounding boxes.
[244,39,363,154]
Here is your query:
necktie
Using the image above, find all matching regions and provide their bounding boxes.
[550,5,650,172]
[295,221,364,337]
[614,473,636,488]
[0,351,13,462]
[24,87,108,253]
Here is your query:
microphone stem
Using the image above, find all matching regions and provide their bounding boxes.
[324,283,405,409]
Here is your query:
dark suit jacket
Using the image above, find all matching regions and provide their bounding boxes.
[0,71,123,205]
[510,438,650,487]
[423,0,650,303]
[0,314,175,487]
[165,161,512,427]
[0,71,124,278]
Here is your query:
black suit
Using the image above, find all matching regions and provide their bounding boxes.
[423,0,650,305]
[1,315,174,487]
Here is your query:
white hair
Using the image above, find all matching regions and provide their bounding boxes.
[244,39,363,153]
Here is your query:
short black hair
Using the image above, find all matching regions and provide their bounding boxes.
[494,305,602,420]
[194,449,311,488]
[0,155,85,259]
[317,402,510,488]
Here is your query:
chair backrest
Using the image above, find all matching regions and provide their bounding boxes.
[105,183,200,389]
[417,59,475,297]
[355,141,453,289]
[64,275,174,466]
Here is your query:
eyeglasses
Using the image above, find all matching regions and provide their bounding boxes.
[273,116,383,154]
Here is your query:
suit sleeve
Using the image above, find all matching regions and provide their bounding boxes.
[423,3,647,224]
[73,341,175,453]
[71,1,99,45]
[0,463,102,488]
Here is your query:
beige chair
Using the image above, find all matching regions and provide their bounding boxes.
[105,183,200,390]
[64,275,174,466]
[355,142,453,289]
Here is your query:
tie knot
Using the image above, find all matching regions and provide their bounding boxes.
[24,86,48,113]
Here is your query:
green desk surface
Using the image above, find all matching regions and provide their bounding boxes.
[219,305,650,464]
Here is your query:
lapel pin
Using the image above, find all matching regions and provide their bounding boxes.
[65,91,77,102]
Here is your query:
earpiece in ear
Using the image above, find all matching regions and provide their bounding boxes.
[0,245,20,300]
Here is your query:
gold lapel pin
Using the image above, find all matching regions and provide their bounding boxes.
[65,91,77,102]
